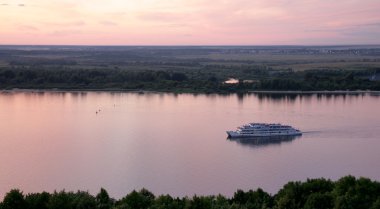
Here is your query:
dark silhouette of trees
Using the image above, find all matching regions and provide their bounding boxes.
[0,67,379,92]
[1,176,380,209]
[116,189,155,209]
[0,189,26,209]
[25,192,50,209]
[96,188,113,209]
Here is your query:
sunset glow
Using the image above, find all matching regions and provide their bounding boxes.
[1,0,380,45]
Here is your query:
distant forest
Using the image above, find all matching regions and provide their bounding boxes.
[0,68,379,92]
[1,176,380,209]
[1,46,380,92]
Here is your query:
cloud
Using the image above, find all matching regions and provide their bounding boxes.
[1,0,380,45]
[50,29,82,36]
[0,3,26,7]
[306,21,380,33]
[138,12,186,22]
[355,22,380,27]
[166,23,188,28]
[99,20,117,26]
[18,25,39,31]
[44,20,86,27]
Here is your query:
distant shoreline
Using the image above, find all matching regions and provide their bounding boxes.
[0,88,159,94]
[2,88,380,94]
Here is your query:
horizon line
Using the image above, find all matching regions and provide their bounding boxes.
[1,44,380,47]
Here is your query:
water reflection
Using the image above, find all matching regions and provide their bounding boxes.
[370,92,380,97]
[255,93,301,101]
[250,92,379,102]
[228,135,302,148]
[2,90,378,102]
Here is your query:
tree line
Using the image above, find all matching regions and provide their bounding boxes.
[0,67,379,92]
[1,176,380,209]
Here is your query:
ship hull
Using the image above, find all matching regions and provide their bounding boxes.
[226,131,302,138]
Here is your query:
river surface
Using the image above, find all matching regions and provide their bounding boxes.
[0,91,379,198]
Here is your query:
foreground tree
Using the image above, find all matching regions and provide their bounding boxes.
[96,188,113,209]
[116,188,155,209]
[25,192,50,209]
[1,176,380,209]
[0,189,26,209]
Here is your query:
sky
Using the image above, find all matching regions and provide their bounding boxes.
[0,0,380,45]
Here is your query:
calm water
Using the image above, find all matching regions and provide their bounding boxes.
[0,91,380,198]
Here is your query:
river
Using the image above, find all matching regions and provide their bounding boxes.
[0,91,379,198]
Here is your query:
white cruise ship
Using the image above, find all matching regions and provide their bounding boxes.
[227,123,301,138]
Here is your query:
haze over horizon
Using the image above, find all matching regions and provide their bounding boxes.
[1,0,380,45]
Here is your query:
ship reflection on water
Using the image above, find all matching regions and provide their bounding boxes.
[228,135,302,148]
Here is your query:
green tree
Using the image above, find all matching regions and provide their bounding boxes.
[1,189,26,209]
[304,193,333,209]
[96,188,113,209]
[25,192,50,209]
[47,190,74,209]
[275,182,302,209]
[117,188,155,209]
[188,195,213,209]
[333,176,380,209]
[371,198,380,209]
[72,191,96,209]
[151,194,174,209]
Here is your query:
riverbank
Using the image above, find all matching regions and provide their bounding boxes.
[1,68,380,94]
[2,88,380,95]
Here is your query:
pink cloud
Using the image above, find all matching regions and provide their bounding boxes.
[0,0,379,45]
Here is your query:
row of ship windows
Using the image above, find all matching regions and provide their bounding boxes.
[240,129,294,131]
[245,128,289,131]
[240,131,295,133]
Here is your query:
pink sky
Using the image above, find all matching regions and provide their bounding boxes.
[0,0,379,45]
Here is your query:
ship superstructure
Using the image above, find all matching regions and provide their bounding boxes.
[227,123,301,138]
